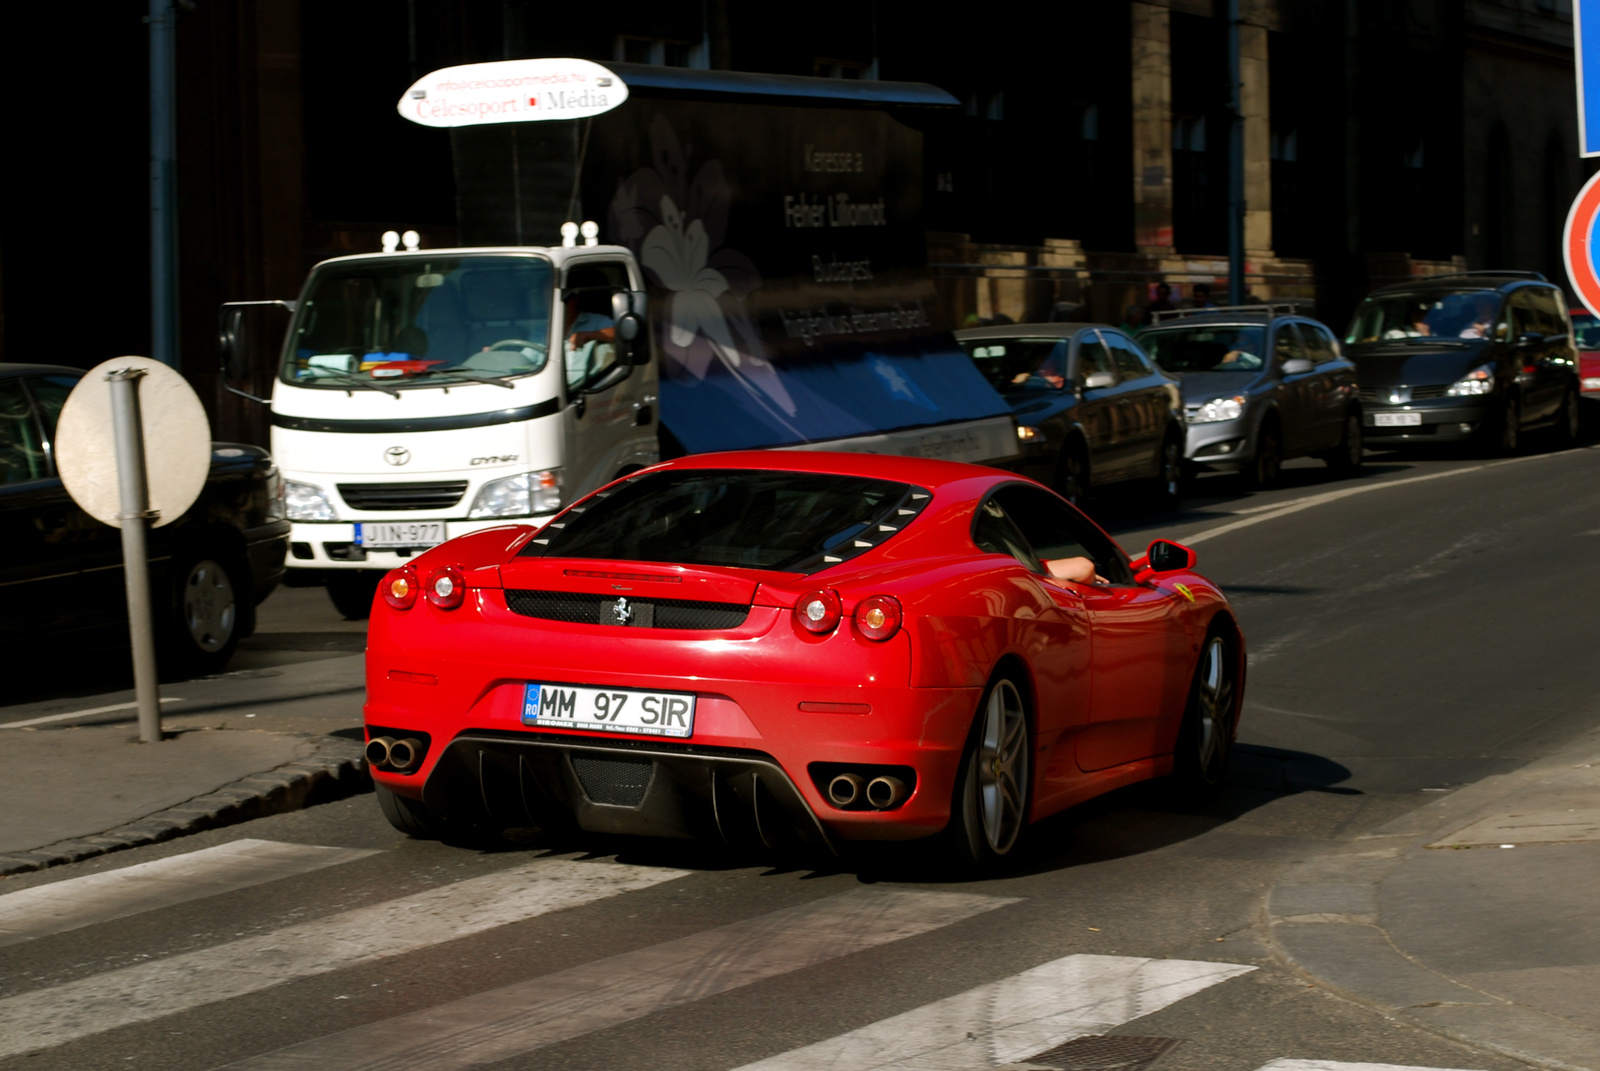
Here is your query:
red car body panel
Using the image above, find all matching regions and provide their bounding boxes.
[363,451,1244,848]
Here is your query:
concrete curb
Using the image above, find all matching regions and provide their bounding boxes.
[0,735,370,878]
[1265,741,1600,1071]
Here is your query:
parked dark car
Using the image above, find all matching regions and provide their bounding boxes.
[1572,306,1600,409]
[1137,304,1362,487]
[1343,272,1581,452]
[955,323,1185,508]
[0,363,290,675]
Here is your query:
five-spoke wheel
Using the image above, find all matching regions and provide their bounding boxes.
[948,676,1030,869]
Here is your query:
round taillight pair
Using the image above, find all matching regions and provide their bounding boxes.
[794,589,842,634]
[382,567,418,610]
[793,590,901,641]
[425,565,465,610]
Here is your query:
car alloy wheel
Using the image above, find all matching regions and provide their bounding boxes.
[1557,388,1580,449]
[1248,422,1282,488]
[1154,434,1183,510]
[1055,442,1088,506]
[182,559,237,653]
[1326,411,1363,476]
[1500,395,1520,455]
[1192,637,1233,781]
[976,678,1028,854]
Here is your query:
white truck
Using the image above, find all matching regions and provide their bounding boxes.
[220,60,1019,617]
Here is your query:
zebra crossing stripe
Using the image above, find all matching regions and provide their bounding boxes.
[0,839,379,947]
[0,857,687,1060]
[730,953,1255,1070]
[1248,1056,1484,1062]
[217,888,1017,1071]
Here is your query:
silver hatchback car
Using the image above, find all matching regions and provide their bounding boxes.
[1137,305,1363,487]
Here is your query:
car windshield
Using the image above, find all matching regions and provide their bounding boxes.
[283,256,553,387]
[1139,325,1266,373]
[1345,288,1503,344]
[1572,311,1600,349]
[524,469,913,572]
[958,338,1070,393]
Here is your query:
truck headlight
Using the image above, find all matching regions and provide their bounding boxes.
[469,469,562,518]
[1446,364,1495,397]
[284,479,338,521]
[265,467,286,521]
[1188,395,1245,424]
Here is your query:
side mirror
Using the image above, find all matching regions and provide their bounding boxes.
[218,306,249,382]
[1281,357,1314,375]
[610,291,650,364]
[1083,371,1117,390]
[1516,332,1542,348]
[1145,539,1196,573]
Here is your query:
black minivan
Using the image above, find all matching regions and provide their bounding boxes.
[1344,272,1581,453]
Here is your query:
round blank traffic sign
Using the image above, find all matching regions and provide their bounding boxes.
[55,356,211,529]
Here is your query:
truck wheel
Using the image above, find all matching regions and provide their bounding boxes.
[159,550,244,677]
[375,783,447,839]
[327,571,382,620]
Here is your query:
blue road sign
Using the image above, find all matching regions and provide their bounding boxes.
[1579,0,1600,156]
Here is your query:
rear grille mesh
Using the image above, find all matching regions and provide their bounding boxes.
[570,755,653,807]
[504,589,750,630]
[338,481,468,511]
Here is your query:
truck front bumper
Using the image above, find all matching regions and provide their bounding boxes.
[285,518,552,571]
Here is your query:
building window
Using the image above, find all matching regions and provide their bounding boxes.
[615,36,706,69]
[964,91,1004,121]
[1270,128,1297,163]
[1173,115,1206,153]
[1077,103,1099,142]
[814,57,876,79]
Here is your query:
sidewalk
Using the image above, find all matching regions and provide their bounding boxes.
[0,649,369,878]
[1268,726,1600,1070]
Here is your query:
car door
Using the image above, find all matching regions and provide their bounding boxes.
[969,492,1094,806]
[0,376,88,642]
[994,483,1180,774]
[1069,330,1123,480]
[1270,321,1319,457]
[1524,287,1571,421]
[1297,321,1352,449]
[1103,330,1167,477]
[558,259,656,498]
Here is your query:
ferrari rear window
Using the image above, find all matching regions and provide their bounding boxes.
[521,469,925,573]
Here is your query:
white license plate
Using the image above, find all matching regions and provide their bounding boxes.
[355,522,446,548]
[1373,412,1423,427]
[522,682,695,738]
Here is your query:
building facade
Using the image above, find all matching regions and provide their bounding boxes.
[0,0,1587,441]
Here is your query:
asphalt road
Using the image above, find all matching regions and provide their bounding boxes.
[4,437,1599,1071]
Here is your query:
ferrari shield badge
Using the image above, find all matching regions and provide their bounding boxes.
[1173,583,1196,602]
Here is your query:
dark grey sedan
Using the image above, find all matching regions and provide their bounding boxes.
[955,323,1185,508]
[1137,307,1362,487]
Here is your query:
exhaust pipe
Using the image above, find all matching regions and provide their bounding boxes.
[866,775,907,810]
[387,737,424,772]
[364,736,394,768]
[827,772,864,807]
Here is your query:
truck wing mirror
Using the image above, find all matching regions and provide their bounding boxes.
[611,291,650,363]
[216,299,296,404]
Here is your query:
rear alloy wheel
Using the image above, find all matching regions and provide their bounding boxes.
[160,552,242,677]
[1054,440,1089,507]
[1245,421,1282,489]
[1151,432,1184,511]
[1555,387,1580,450]
[327,570,383,620]
[1324,411,1364,477]
[1172,631,1237,799]
[947,676,1030,870]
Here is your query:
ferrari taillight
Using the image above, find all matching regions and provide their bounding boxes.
[383,567,419,610]
[794,589,842,634]
[854,594,902,641]
[425,565,465,610]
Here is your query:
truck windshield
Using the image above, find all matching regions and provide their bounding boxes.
[283,256,553,387]
[1345,289,1503,344]
[522,469,913,572]
[1141,325,1266,373]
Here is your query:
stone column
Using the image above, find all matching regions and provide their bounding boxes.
[1240,20,1274,259]
[1132,2,1173,253]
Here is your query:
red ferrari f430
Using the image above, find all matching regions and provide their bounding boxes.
[363,452,1244,868]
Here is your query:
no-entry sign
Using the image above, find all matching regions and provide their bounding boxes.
[1564,169,1600,314]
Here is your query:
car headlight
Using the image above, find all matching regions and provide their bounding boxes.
[284,479,338,521]
[468,469,563,518]
[1446,364,1496,397]
[1016,425,1043,442]
[1188,395,1245,424]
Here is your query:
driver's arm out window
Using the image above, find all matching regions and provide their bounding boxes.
[991,484,1134,585]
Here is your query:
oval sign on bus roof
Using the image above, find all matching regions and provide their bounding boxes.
[399,58,628,128]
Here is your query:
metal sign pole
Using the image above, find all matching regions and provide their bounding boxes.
[107,369,165,743]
